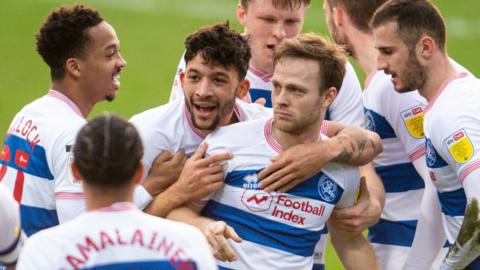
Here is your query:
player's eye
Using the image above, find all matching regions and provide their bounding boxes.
[188,75,200,81]
[261,17,275,23]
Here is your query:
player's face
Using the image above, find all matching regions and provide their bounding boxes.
[181,54,240,132]
[237,0,306,74]
[271,57,333,135]
[323,0,354,56]
[78,21,127,103]
[374,22,427,93]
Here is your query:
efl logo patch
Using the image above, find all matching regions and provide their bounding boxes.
[317,175,338,203]
[401,105,425,139]
[446,129,473,163]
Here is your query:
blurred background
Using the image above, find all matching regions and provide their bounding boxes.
[0,1,479,269]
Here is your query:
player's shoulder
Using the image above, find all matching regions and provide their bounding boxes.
[207,117,266,142]
[235,99,272,120]
[130,99,186,139]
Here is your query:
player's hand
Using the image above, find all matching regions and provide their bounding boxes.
[329,177,382,233]
[171,143,232,203]
[203,221,242,262]
[258,142,332,192]
[254,98,267,107]
[142,150,187,196]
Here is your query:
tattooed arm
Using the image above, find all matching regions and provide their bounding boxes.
[258,121,383,192]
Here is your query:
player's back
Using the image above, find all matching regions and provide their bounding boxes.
[16,202,218,270]
[202,118,360,270]
[1,90,86,236]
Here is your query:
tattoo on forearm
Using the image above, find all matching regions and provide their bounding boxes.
[333,133,370,163]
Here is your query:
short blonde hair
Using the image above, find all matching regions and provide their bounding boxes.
[274,33,347,94]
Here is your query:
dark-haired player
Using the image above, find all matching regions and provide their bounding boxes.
[17,113,217,270]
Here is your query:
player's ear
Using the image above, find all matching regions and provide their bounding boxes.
[321,86,337,108]
[332,6,344,27]
[237,3,247,26]
[237,79,251,100]
[66,58,81,78]
[418,34,435,60]
[132,163,144,185]
[179,71,186,89]
[71,163,83,183]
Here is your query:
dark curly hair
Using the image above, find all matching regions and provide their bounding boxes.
[73,113,144,188]
[184,22,251,80]
[36,4,103,80]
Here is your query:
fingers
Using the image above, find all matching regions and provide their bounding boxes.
[225,225,243,243]
[331,205,360,220]
[191,143,208,161]
[259,165,290,190]
[278,179,303,193]
[153,150,173,163]
[258,158,286,180]
[199,152,232,167]
[254,98,267,107]
[263,172,296,192]
[206,222,239,262]
[171,149,187,165]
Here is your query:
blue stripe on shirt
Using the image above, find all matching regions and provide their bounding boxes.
[249,88,272,108]
[437,188,467,217]
[202,200,324,257]
[368,218,417,247]
[375,163,425,193]
[364,108,396,139]
[226,170,344,204]
[81,260,197,270]
[1,135,54,180]
[20,204,58,236]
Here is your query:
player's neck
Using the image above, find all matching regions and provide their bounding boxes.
[350,30,377,76]
[249,58,273,75]
[271,121,322,150]
[51,80,93,118]
[84,185,134,211]
[420,54,458,102]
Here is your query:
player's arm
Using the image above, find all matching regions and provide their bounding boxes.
[168,204,242,262]
[328,166,380,270]
[258,121,382,192]
[144,144,231,218]
[328,221,379,270]
[404,155,446,270]
[141,150,187,197]
[441,168,480,269]
[329,163,385,233]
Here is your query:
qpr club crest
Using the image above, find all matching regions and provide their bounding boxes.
[365,110,376,132]
[426,139,437,168]
[318,175,338,203]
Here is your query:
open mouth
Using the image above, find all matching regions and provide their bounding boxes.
[112,72,121,89]
[266,44,276,52]
[193,103,217,117]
